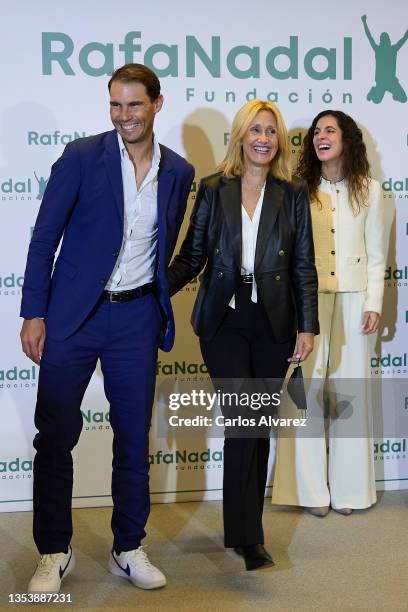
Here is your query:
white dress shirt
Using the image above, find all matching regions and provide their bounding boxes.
[229,184,265,308]
[105,133,161,291]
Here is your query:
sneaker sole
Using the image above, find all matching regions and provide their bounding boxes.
[108,557,166,590]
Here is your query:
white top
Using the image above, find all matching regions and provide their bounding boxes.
[105,133,161,291]
[229,184,265,308]
[311,177,385,314]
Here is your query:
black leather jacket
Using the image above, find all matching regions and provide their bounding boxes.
[168,172,319,342]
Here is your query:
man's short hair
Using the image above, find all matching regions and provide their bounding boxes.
[108,63,161,101]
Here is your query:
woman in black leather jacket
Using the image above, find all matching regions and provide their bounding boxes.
[168,100,318,571]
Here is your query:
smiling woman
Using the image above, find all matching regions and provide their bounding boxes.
[242,111,278,169]
[273,110,385,518]
[241,111,279,219]
[313,116,344,167]
[168,99,319,571]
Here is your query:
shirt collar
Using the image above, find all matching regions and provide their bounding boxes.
[116,132,161,170]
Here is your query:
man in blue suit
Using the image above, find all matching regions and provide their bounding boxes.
[20,63,194,593]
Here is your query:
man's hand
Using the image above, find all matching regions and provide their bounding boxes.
[20,319,46,364]
[361,311,380,335]
[288,332,314,363]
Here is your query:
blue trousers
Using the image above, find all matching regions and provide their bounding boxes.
[32,293,162,554]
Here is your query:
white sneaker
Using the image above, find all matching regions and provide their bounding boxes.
[28,546,75,593]
[109,546,166,590]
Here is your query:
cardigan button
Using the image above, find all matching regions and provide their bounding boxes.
[215,248,220,254]
[278,249,285,256]
[275,274,281,281]
[332,207,336,212]
[331,228,336,233]
[217,271,224,279]
[330,271,335,276]
[331,250,335,255]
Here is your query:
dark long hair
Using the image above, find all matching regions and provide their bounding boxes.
[297,110,370,214]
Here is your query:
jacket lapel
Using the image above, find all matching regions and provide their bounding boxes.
[157,146,175,259]
[103,130,124,226]
[157,145,175,222]
[219,176,242,271]
[254,175,284,271]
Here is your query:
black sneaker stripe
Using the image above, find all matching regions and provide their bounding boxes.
[111,551,131,576]
[59,546,72,579]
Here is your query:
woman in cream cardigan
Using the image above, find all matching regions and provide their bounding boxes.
[273,110,384,515]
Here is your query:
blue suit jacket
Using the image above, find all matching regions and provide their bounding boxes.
[20,129,194,351]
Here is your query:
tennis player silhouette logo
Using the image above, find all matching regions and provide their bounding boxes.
[361,14,408,103]
[34,171,49,200]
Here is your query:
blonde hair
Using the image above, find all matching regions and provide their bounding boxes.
[218,99,292,181]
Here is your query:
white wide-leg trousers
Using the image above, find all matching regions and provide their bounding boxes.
[272,292,377,510]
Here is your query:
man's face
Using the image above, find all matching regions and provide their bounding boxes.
[109,81,163,147]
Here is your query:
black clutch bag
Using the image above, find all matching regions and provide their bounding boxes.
[287,362,307,415]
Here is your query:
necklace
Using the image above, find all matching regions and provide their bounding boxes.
[242,178,265,192]
[321,173,344,184]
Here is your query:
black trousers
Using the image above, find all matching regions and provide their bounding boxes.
[200,283,295,547]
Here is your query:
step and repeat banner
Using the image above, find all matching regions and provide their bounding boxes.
[1,0,407,511]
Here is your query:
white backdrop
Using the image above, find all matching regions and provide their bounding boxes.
[1,0,407,511]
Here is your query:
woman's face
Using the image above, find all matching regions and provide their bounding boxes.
[312,115,343,165]
[242,110,279,169]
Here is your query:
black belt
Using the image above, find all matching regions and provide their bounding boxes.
[241,274,253,284]
[103,282,155,303]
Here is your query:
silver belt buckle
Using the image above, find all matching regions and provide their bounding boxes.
[242,274,253,284]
